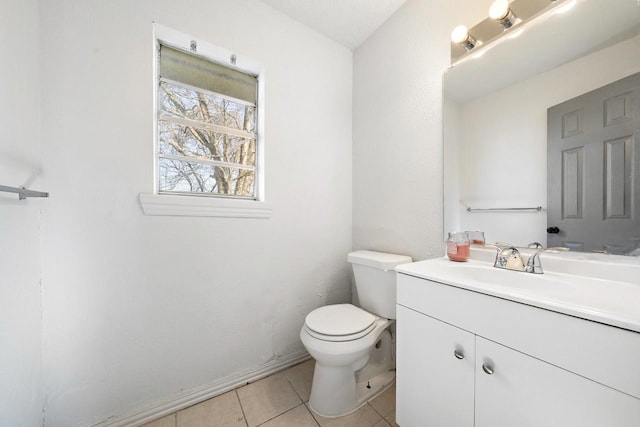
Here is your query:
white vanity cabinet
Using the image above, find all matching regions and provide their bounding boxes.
[396,305,475,426]
[474,336,640,427]
[396,272,640,427]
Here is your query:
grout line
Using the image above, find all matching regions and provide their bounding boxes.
[171,413,177,427]
[367,382,396,419]
[369,399,396,421]
[234,389,249,427]
[308,403,321,427]
[281,360,320,425]
[305,402,323,426]
[282,365,307,404]
[238,374,301,427]
[282,372,301,401]
[367,403,390,426]
[254,403,319,427]
[294,402,320,427]
[368,402,384,418]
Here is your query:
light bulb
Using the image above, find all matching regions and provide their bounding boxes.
[451,25,478,51]
[489,0,510,20]
[489,0,519,29]
[451,25,469,44]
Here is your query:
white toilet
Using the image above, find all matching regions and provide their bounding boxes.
[300,250,412,417]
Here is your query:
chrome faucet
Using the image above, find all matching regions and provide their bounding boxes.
[494,246,525,271]
[493,245,544,274]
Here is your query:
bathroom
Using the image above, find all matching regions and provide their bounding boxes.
[1,0,638,426]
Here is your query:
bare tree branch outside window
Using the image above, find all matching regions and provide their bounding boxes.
[158,79,257,198]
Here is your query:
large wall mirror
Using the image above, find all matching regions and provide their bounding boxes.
[444,0,640,255]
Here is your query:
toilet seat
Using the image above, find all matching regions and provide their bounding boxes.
[304,304,377,342]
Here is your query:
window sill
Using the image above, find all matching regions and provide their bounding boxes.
[138,193,272,218]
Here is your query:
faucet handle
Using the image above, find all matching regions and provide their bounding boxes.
[525,250,544,274]
[490,245,508,268]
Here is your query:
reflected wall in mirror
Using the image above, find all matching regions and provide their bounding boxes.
[443,0,640,255]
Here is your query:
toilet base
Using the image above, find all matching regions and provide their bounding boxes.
[309,370,395,418]
[302,316,396,418]
[356,370,395,408]
[307,327,396,418]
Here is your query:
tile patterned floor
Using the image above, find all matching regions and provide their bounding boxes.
[142,359,398,427]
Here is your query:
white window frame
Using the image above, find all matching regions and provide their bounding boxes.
[139,23,270,218]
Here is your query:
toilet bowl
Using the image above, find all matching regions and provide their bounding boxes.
[300,304,393,417]
[300,251,412,417]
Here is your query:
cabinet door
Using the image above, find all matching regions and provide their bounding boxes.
[475,337,640,427]
[396,305,475,427]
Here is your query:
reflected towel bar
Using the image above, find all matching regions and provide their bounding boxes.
[0,185,49,200]
[466,206,542,212]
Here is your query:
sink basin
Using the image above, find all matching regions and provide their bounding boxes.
[396,257,640,332]
[442,262,575,292]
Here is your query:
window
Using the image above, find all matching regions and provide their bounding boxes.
[140,24,270,218]
[158,45,258,198]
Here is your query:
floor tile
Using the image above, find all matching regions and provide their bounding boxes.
[237,372,302,427]
[311,403,383,427]
[142,362,395,427]
[384,410,398,427]
[260,403,319,427]
[283,359,315,402]
[372,419,392,427]
[176,390,246,427]
[369,384,395,418]
[142,414,176,427]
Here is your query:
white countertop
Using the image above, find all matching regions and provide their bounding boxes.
[397,256,640,333]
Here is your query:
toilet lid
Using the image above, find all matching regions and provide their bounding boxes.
[304,304,376,340]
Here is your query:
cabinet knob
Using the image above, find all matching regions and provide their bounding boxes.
[453,349,465,360]
[482,363,494,375]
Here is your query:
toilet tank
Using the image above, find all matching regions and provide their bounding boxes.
[348,250,412,319]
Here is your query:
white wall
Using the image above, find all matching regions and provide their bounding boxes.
[0,0,44,425]
[39,0,353,425]
[352,0,487,261]
[451,35,640,246]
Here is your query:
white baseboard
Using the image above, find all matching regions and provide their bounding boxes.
[93,351,311,427]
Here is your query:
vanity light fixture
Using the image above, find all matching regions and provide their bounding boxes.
[489,0,520,29]
[451,25,478,51]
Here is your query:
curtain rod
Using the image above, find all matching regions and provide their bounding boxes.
[0,185,49,200]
